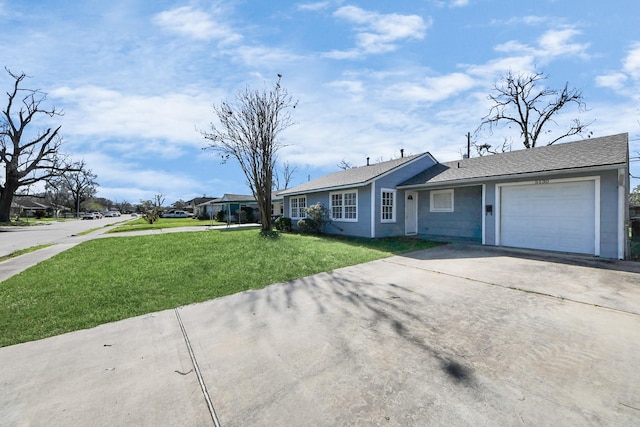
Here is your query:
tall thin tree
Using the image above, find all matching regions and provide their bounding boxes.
[202,76,296,232]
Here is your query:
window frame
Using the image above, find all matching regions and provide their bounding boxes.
[380,188,397,223]
[430,189,454,212]
[329,189,358,222]
[289,196,307,219]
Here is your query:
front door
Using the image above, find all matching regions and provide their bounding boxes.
[405,191,418,235]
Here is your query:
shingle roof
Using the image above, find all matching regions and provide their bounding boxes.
[198,193,282,205]
[278,153,431,196]
[400,133,628,188]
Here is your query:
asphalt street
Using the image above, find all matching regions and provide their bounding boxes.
[0,216,129,258]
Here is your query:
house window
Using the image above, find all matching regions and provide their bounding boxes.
[430,189,454,212]
[330,190,358,221]
[381,189,396,222]
[290,196,306,219]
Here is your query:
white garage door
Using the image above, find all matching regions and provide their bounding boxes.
[499,180,597,255]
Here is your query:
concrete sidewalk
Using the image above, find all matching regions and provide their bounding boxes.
[1,244,639,426]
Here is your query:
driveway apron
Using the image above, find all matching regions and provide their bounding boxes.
[1,243,639,426]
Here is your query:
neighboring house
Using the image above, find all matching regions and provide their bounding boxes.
[279,133,630,259]
[10,196,50,218]
[185,197,216,216]
[196,193,284,222]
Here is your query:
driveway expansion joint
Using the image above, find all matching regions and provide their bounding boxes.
[175,308,221,427]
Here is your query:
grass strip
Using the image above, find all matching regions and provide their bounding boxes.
[0,229,438,347]
[0,244,54,263]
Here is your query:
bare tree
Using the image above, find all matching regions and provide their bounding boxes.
[47,161,98,218]
[476,70,592,153]
[0,68,76,222]
[141,194,165,224]
[274,160,297,190]
[337,159,354,170]
[202,75,296,232]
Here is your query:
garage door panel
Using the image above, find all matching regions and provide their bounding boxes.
[500,180,596,254]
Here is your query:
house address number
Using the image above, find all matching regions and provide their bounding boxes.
[535,179,550,184]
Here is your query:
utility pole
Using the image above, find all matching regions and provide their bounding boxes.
[466,132,471,159]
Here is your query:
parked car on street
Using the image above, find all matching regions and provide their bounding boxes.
[82,212,95,220]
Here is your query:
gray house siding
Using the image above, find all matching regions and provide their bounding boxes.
[598,169,621,259]
[417,186,482,240]
[284,187,373,238]
[373,155,438,238]
[412,169,622,257]
[484,184,497,245]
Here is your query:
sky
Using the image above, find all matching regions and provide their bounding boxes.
[1,0,639,205]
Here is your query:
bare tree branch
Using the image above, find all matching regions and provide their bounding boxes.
[0,68,76,222]
[475,70,593,151]
[337,159,354,170]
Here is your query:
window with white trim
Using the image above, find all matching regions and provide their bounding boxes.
[289,196,306,219]
[381,189,396,222]
[330,190,358,221]
[430,189,454,212]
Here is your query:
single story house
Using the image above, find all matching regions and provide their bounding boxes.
[10,196,51,218]
[278,133,630,259]
[185,197,216,216]
[196,193,283,222]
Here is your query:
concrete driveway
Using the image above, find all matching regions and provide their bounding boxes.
[1,244,639,426]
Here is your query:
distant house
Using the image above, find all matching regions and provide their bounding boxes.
[10,196,50,218]
[278,133,630,259]
[185,197,216,216]
[196,193,283,222]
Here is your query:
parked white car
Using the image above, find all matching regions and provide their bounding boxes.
[160,210,192,218]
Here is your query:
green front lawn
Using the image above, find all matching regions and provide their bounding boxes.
[0,229,438,347]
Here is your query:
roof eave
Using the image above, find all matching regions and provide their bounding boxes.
[397,163,627,190]
[279,152,437,197]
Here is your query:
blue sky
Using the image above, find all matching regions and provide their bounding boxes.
[1,0,639,204]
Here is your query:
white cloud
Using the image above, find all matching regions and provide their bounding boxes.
[493,15,552,27]
[465,56,536,80]
[494,40,535,55]
[538,28,590,58]
[297,1,332,11]
[387,73,477,103]
[332,6,429,55]
[494,27,589,62]
[432,0,470,7]
[325,79,365,94]
[623,42,640,79]
[231,45,303,68]
[153,6,241,44]
[595,73,628,91]
[78,151,206,202]
[595,42,640,95]
[49,86,215,152]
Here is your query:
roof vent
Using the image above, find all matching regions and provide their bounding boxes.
[367,157,370,166]
[400,148,404,158]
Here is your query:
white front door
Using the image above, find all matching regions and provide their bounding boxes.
[405,191,418,235]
